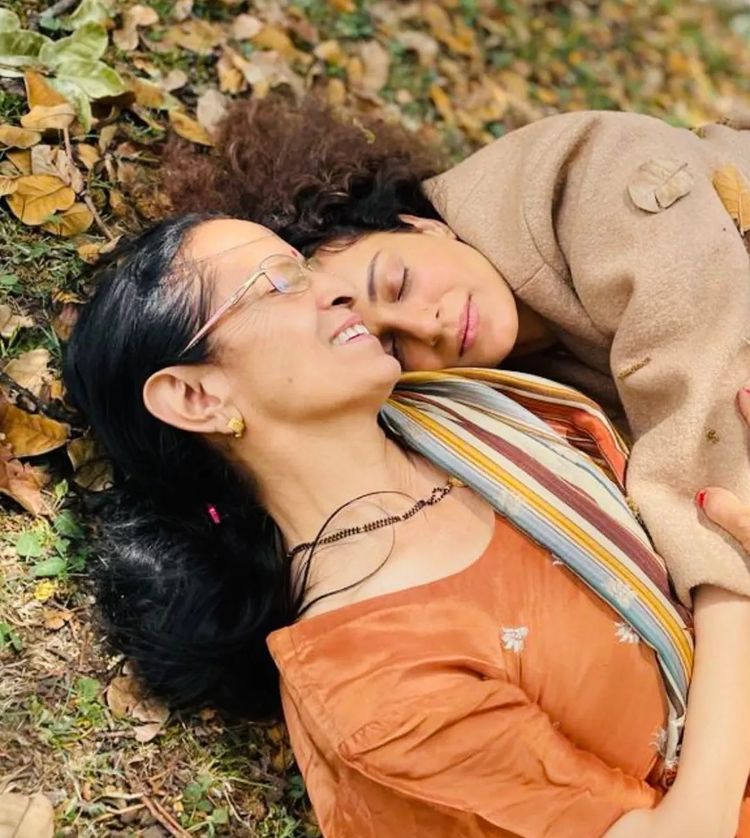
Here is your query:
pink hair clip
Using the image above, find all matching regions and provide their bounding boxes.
[206,504,221,525]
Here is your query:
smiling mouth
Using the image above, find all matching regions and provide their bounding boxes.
[330,322,372,346]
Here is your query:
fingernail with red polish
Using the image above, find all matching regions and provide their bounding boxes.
[695,489,707,509]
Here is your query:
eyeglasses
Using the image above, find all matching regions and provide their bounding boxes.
[181,253,313,355]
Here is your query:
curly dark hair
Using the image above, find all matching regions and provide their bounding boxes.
[163,95,447,254]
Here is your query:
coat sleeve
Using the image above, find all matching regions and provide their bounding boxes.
[557,113,750,604]
[336,672,659,838]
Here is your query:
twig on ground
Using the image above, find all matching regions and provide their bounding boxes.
[82,192,116,241]
[91,803,146,824]
[141,796,190,838]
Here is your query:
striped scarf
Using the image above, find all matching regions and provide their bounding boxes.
[381,367,694,776]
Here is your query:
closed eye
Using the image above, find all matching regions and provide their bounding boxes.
[396,267,411,302]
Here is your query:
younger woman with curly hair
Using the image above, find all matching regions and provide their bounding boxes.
[164,95,750,618]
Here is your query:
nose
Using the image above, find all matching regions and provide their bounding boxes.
[310,266,356,310]
[376,303,441,346]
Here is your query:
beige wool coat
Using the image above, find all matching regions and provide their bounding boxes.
[425,110,750,605]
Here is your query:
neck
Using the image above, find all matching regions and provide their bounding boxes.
[241,409,436,551]
[511,300,557,357]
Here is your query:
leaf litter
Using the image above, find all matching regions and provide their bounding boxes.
[2,0,750,835]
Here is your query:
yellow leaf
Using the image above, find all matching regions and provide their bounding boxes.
[216,47,247,94]
[430,83,455,122]
[0,124,41,149]
[24,70,70,109]
[34,579,58,602]
[0,394,70,457]
[169,110,213,146]
[0,304,33,338]
[713,165,750,233]
[5,174,75,226]
[42,202,94,237]
[0,793,54,838]
[21,103,76,132]
[627,158,694,214]
[3,348,51,397]
[6,149,31,175]
[0,176,17,196]
[75,143,100,170]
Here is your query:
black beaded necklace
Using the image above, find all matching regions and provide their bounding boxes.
[285,476,464,561]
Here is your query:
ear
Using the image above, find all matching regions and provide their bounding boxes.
[397,214,457,239]
[143,364,236,436]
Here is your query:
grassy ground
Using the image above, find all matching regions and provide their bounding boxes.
[2,1,750,835]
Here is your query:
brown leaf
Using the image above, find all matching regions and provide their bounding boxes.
[113,4,159,52]
[169,110,213,146]
[357,40,390,94]
[3,348,51,397]
[165,19,225,54]
[51,302,81,341]
[67,434,113,491]
[21,103,76,132]
[6,174,76,226]
[196,89,227,135]
[106,669,169,737]
[41,202,94,237]
[0,305,33,339]
[397,31,438,67]
[43,607,72,631]
[0,393,69,457]
[0,793,54,838]
[628,158,694,214]
[713,164,750,233]
[0,444,48,515]
[24,71,70,109]
[75,143,100,170]
[230,13,263,40]
[0,176,17,197]
[161,69,188,92]
[0,125,41,150]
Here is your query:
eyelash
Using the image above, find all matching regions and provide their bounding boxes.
[396,267,411,301]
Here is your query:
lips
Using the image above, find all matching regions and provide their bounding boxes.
[458,296,478,356]
[330,314,365,343]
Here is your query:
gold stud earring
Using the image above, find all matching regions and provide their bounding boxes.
[227,416,245,439]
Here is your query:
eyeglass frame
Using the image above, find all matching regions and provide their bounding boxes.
[180,252,312,355]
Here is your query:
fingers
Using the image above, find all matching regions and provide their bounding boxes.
[738,385,750,427]
[698,487,750,552]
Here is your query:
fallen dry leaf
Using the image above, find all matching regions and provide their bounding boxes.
[0,304,33,338]
[106,669,169,743]
[628,158,694,213]
[43,607,73,631]
[0,124,41,150]
[6,149,32,175]
[67,434,114,491]
[0,176,17,197]
[75,143,100,170]
[134,722,164,743]
[216,47,248,94]
[41,202,94,237]
[169,110,212,146]
[0,393,69,457]
[0,444,48,515]
[430,83,455,122]
[3,348,51,397]
[713,164,750,233]
[161,68,188,91]
[164,18,225,54]
[357,40,390,94]
[0,792,54,838]
[397,30,439,67]
[21,103,76,132]
[196,88,228,134]
[231,13,263,40]
[113,4,159,52]
[51,301,81,342]
[6,174,76,226]
[24,70,70,109]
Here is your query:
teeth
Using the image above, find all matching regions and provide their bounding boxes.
[331,323,370,345]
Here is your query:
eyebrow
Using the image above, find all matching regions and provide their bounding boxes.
[366,249,381,302]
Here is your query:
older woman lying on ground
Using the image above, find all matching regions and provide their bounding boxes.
[64,215,750,837]
[164,97,750,614]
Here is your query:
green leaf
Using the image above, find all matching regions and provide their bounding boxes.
[31,556,67,577]
[54,510,83,538]
[0,9,21,34]
[210,807,229,825]
[48,77,92,131]
[75,676,101,703]
[0,30,51,68]
[0,273,19,290]
[15,531,45,558]
[63,0,111,31]
[0,622,22,653]
[39,23,108,68]
[55,58,127,99]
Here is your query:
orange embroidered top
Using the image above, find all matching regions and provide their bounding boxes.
[267,515,750,838]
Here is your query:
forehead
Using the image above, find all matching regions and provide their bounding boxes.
[185,219,295,286]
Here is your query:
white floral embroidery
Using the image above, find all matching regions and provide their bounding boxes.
[607,578,636,609]
[500,626,528,653]
[651,726,668,758]
[614,622,640,644]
